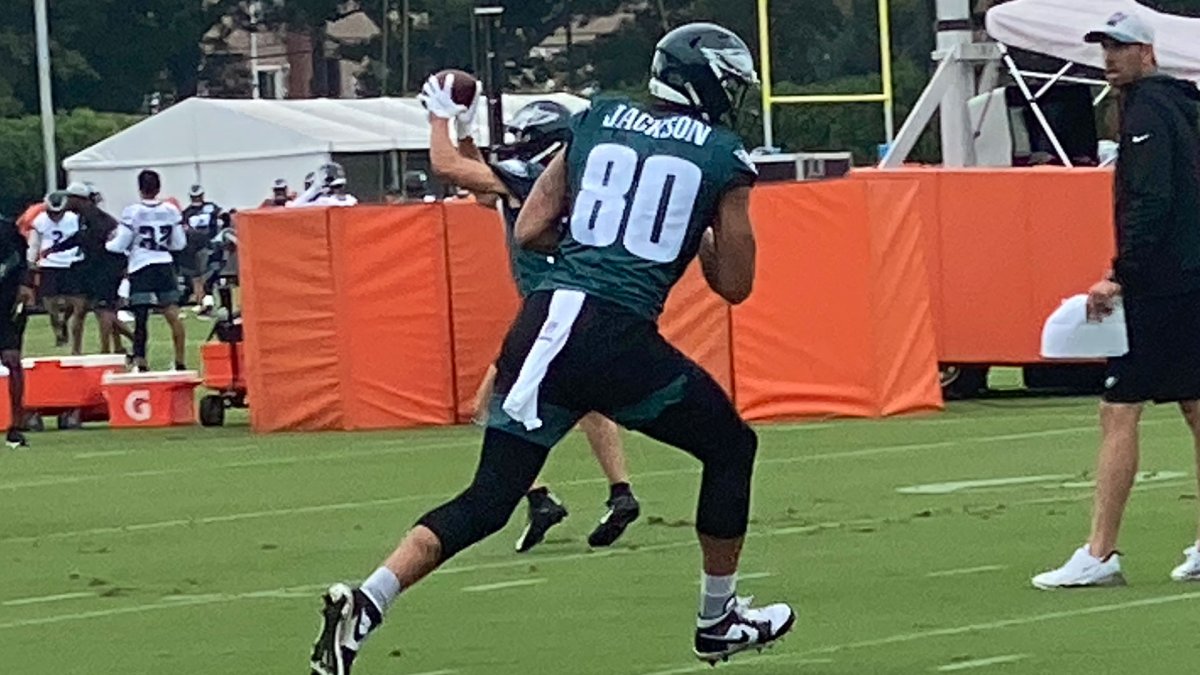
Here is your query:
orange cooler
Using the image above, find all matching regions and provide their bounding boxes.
[23,355,128,411]
[102,371,202,428]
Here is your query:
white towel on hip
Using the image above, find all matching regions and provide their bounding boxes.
[502,289,587,431]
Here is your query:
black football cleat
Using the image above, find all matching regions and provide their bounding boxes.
[587,492,641,547]
[310,584,382,675]
[515,493,568,553]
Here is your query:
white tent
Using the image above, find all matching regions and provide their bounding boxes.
[64,93,589,210]
[985,0,1200,83]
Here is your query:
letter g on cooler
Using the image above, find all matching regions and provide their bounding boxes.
[124,389,152,422]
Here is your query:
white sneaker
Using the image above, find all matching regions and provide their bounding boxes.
[1170,544,1200,582]
[1031,545,1125,589]
[694,595,796,664]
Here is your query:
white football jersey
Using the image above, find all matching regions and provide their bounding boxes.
[109,200,186,273]
[313,194,358,207]
[32,211,82,269]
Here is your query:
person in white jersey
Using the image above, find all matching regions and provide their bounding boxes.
[107,170,188,372]
[288,162,358,207]
[27,191,86,351]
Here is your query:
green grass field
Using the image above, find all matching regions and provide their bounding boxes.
[3,316,1200,674]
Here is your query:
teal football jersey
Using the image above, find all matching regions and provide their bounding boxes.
[536,97,757,320]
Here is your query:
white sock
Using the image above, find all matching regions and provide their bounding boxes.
[361,567,402,614]
[699,572,737,620]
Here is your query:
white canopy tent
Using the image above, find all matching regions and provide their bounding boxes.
[881,0,1200,169]
[63,93,589,210]
[985,0,1200,84]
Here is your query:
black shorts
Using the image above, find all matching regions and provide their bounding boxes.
[1104,290,1200,404]
[0,285,27,352]
[128,263,181,308]
[488,289,746,448]
[81,266,124,309]
[38,266,83,299]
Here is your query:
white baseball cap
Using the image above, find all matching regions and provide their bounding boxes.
[1084,10,1155,45]
[65,181,91,197]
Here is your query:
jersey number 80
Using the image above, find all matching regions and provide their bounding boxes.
[569,143,702,263]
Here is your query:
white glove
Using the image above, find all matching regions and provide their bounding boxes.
[455,81,483,140]
[418,73,466,120]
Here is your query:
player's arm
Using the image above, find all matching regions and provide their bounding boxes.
[699,186,756,304]
[25,227,42,267]
[457,136,500,208]
[428,117,508,200]
[42,231,82,256]
[167,208,187,251]
[514,152,567,252]
[106,210,135,253]
[287,180,324,208]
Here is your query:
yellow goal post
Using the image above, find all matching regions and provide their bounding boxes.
[756,0,896,151]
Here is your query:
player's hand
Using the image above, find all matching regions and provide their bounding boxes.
[455,81,483,140]
[1086,279,1121,322]
[418,74,466,120]
[16,285,35,308]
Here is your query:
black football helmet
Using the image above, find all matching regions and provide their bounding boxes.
[318,161,346,188]
[503,100,573,164]
[648,22,759,127]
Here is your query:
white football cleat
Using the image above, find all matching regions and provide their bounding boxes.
[693,595,796,664]
[1031,545,1125,590]
[1169,544,1200,582]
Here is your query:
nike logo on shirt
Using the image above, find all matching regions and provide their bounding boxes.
[1132,134,1151,144]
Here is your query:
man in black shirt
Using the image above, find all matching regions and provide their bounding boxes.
[1033,10,1200,588]
[0,216,35,448]
[63,183,134,354]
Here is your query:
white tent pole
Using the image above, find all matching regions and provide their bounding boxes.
[34,0,58,193]
[999,44,1073,167]
[1033,62,1073,100]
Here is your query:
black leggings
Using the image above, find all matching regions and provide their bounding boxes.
[132,306,151,360]
[417,368,758,562]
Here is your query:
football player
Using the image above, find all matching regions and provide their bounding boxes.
[180,184,222,316]
[27,191,85,351]
[107,170,188,371]
[424,82,642,553]
[309,23,792,675]
[289,163,359,207]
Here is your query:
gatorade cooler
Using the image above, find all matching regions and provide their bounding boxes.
[0,366,11,430]
[23,355,128,427]
[102,371,202,428]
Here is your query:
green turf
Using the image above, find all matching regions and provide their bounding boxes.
[2,391,1200,674]
[20,312,215,372]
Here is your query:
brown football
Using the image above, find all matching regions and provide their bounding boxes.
[434,69,479,106]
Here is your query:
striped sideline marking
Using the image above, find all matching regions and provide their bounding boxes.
[2,592,94,607]
[637,591,1200,675]
[925,565,1006,579]
[0,423,1132,544]
[461,578,546,593]
[1,413,1143,494]
[938,654,1030,671]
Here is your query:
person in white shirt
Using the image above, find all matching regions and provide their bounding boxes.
[287,162,358,207]
[107,170,188,372]
[27,190,86,351]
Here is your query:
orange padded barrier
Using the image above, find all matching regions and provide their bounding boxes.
[239,178,946,432]
[731,179,942,421]
[239,207,343,431]
[442,201,521,423]
[855,168,1115,364]
[328,205,455,428]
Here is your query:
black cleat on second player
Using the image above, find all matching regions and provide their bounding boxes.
[587,492,641,547]
[515,488,568,553]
